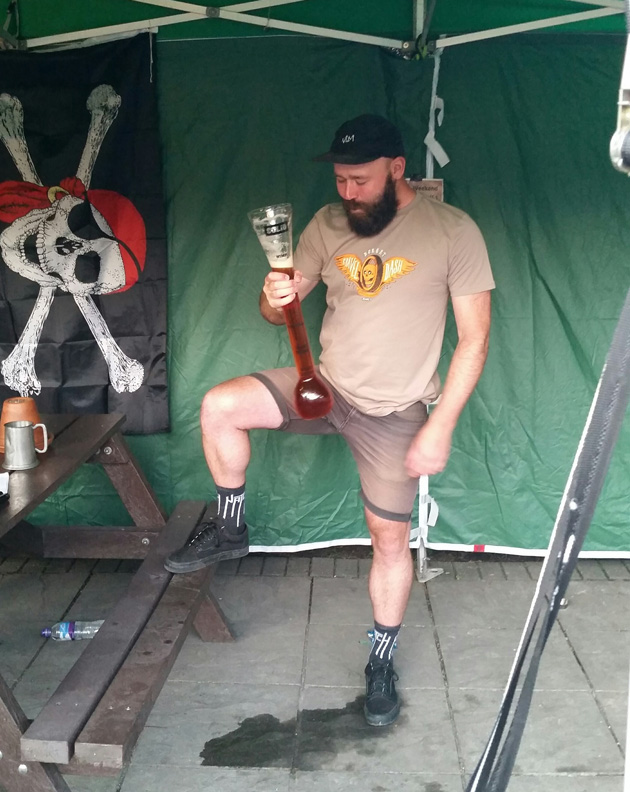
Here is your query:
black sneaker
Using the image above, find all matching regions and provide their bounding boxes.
[364,661,400,727]
[164,504,249,573]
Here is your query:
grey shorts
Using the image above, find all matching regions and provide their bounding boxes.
[250,368,428,523]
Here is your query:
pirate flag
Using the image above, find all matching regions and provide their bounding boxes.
[0,34,169,433]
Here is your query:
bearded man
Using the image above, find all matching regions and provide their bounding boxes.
[165,114,495,727]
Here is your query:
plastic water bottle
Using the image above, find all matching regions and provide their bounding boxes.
[41,620,104,641]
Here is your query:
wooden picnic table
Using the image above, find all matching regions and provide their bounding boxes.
[0,413,232,792]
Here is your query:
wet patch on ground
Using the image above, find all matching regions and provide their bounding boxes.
[200,694,400,770]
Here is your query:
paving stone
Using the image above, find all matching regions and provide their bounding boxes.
[333,558,358,578]
[131,680,300,768]
[562,629,630,691]
[291,772,462,791]
[0,569,93,624]
[0,555,27,573]
[599,560,630,580]
[64,777,121,792]
[93,558,121,573]
[506,777,622,792]
[116,559,142,573]
[286,556,311,577]
[596,690,627,747]
[358,558,371,578]
[501,561,531,581]
[559,581,630,632]
[477,561,506,581]
[20,557,47,574]
[171,623,306,686]
[428,580,536,631]
[216,558,240,576]
[69,559,98,575]
[576,561,608,580]
[304,624,443,690]
[424,559,454,579]
[210,576,311,633]
[453,561,481,580]
[310,577,430,627]
[121,766,291,792]
[525,560,544,580]
[263,555,288,577]
[297,686,460,774]
[238,555,264,576]
[451,688,623,775]
[439,626,588,691]
[66,572,135,619]
[43,558,75,573]
[310,557,334,578]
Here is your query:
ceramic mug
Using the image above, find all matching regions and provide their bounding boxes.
[2,420,49,470]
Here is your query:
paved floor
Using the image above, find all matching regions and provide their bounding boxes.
[0,552,628,792]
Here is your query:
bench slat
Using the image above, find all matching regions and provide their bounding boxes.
[21,500,206,765]
[73,565,215,768]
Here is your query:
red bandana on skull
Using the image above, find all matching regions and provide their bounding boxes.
[0,176,146,291]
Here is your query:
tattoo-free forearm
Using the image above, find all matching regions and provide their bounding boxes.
[429,337,489,430]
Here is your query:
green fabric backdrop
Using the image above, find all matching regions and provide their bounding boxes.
[31,33,630,554]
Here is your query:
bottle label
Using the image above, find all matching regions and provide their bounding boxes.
[57,621,74,640]
[264,221,288,236]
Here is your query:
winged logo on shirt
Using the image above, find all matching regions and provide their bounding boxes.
[334,253,417,298]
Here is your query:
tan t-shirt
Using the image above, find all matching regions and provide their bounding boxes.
[294,192,495,416]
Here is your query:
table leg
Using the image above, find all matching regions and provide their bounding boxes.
[89,432,167,528]
[0,676,71,792]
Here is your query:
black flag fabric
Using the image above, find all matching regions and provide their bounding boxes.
[0,34,169,433]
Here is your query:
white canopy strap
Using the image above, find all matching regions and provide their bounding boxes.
[410,473,441,582]
[424,48,450,179]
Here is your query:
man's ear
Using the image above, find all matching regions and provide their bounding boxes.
[390,156,406,180]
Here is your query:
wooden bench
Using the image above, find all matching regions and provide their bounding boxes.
[0,415,232,791]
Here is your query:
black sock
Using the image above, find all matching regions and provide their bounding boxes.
[369,622,400,665]
[215,484,246,532]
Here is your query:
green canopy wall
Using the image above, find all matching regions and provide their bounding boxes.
[23,28,630,555]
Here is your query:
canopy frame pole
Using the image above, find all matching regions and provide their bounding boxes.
[25,0,404,50]
[436,7,622,49]
[131,0,309,13]
[413,0,425,40]
[566,0,623,9]
[215,9,404,47]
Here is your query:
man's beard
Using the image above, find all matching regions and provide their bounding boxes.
[343,174,399,237]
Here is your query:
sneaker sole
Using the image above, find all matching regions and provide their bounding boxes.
[364,700,401,727]
[163,546,249,574]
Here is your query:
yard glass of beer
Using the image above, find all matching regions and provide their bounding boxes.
[248,203,333,419]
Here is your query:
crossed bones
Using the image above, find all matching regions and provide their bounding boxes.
[0,85,144,396]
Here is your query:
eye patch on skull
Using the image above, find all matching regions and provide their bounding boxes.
[67,200,111,241]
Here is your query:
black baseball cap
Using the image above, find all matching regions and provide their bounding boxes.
[313,114,405,164]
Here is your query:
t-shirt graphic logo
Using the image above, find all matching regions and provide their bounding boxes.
[334,253,417,298]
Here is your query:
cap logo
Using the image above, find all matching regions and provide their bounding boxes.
[341,135,354,144]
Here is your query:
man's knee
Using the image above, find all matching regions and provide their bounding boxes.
[200,375,284,433]
[200,381,243,430]
[366,510,410,558]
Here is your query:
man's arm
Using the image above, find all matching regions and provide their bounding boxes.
[405,290,492,477]
[260,270,319,325]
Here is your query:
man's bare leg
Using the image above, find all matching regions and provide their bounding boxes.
[165,375,283,572]
[200,375,284,486]
[365,508,413,626]
[363,507,412,726]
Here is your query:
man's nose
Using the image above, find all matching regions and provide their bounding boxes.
[339,182,358,201]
